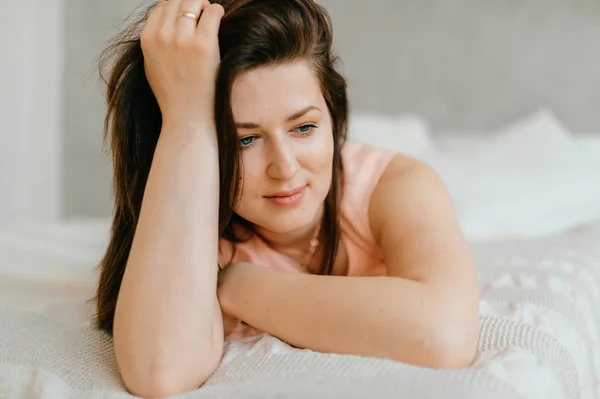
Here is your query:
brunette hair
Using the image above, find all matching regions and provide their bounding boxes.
[93,0,348,335]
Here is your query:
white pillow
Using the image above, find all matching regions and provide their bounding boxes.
[347,113,434,158]
[575,133,600,171]
[422,109,600,242]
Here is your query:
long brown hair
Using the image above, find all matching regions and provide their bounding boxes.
[93,0,349,335]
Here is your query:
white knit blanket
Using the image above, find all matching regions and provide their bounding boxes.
[0,219,598,399]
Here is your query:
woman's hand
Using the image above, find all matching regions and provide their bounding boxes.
[140,0,225,124]
[217,264,244,338]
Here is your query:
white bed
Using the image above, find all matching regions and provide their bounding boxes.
[1,110,599,399]
[0,218,599,399]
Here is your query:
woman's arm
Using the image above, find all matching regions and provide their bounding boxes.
[219,265,474,368]
[112,2,226,397]
[114,123,223,396]
[218,156,479,368]
[367,156,480,363]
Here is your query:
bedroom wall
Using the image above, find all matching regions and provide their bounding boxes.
[0,1,64,224]
[320,0,600,132]
[35,0,600,219]
[62,0,133,220]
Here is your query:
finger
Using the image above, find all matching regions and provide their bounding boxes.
[162,0,183,27]
[144,1,168,34]
[196,3,225,39]
[174,0,207,36]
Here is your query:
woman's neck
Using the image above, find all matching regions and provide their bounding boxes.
[254,205,324,268]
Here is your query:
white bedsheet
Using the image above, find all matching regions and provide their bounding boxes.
[0,219,598,399]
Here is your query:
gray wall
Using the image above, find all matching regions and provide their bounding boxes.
[322,0,600,131]
[64,0,141,218]
[64,0,600,218]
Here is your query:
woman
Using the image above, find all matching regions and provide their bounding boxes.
[94,0,480,397]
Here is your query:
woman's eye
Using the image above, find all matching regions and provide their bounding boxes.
[295,124,317,135]
[239,136,256,147]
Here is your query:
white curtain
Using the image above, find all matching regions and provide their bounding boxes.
[0,0,64,224]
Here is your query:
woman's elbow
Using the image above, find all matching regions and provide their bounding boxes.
[122,362,218,399]
[428,339,478,369]
[120,347,223,399]
[423,319,480,369]
[388,316,479,369]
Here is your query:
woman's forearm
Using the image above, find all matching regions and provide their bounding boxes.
[220,264,477,368]
[114,121,223,393]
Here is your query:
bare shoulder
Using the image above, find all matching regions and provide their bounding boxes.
[367,153,474,286]
[368,154,453,245]
[378,153,445,189]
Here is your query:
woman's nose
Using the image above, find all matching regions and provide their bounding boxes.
[266,139,299,180]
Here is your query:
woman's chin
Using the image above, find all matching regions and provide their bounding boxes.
[265,210,322,234]
[262,220,311,235]
[239,198,324,234]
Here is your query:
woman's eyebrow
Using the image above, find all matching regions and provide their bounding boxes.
[235,105,321,129]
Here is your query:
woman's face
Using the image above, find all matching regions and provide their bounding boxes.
[230,61,334,234]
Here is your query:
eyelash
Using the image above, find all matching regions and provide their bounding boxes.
[239,124,317,148]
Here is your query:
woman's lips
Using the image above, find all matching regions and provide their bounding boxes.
[264,185,307,206]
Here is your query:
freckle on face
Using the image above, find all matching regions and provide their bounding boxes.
[229,62,334,233]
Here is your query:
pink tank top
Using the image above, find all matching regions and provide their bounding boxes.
[219,141,396,339]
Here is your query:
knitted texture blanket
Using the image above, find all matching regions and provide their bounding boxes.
[0,220,598,399]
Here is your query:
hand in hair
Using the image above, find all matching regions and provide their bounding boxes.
[141,0,224,124]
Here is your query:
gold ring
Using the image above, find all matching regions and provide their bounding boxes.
[178,11,198,20]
